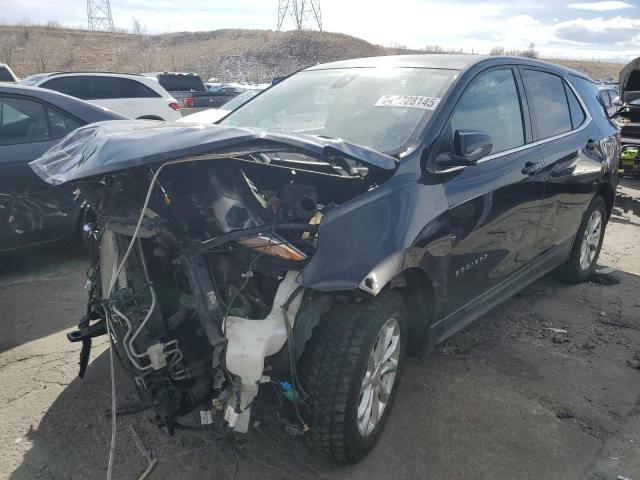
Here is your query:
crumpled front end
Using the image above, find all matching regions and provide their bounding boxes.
[51,121,395,433]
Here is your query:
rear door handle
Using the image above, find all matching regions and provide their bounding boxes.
[522,161,543,176]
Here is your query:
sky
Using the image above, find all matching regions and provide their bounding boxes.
[2,0,640,62]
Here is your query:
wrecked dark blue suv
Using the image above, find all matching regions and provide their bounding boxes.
[31,55,619,464]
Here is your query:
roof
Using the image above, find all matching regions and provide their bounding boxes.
[24,71,145,78]
[143,72,200,77]
[0,84,126,122]
[306,54,489,71]
[304,54,593,80]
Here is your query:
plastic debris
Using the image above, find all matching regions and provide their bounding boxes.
[200,410,214,425]
[278,380,301,402]
[544,327,568,334]
[595,266,616,275]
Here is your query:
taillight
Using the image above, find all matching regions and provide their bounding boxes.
[168,102,180,111]
[183,97,194,109]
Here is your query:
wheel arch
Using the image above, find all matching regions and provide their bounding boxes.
[387,267,437,358]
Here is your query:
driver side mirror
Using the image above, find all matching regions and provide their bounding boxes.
[612,96,622,107]
[447,129,493,166]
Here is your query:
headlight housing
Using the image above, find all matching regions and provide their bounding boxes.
[237,235,307,261]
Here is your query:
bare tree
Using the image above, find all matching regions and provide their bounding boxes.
[131,17,145,43]
[130,17,153,71]
[489,46,505,56]
[33,40,50,72]
[522,42,538,59]
[0,32,19,65]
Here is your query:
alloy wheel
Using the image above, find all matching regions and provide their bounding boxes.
[579,210,602,271]
[357,317,401,437]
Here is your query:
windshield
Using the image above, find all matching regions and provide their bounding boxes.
[221,67,455,153]
[20,73,53,86]
[157,74,205,92]
[222,89,262,110]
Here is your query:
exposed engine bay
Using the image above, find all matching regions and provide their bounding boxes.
[67,144,390,433]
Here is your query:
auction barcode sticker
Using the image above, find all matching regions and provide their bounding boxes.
[375,95,441,110]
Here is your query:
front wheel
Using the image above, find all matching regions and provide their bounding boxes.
[557,195,607,284]
[298,290,407,463]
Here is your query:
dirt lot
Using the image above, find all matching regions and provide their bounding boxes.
[1,180,640,480]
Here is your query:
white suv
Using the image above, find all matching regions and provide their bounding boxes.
[20,72,181,121]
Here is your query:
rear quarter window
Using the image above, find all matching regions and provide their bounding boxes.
[570,75,608,120]
[565,82,586,129]
[0,67,15,82]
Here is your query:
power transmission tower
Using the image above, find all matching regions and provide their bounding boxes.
[87,0,115,31]
[277,0,322,32]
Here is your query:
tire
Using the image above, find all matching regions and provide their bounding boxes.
[298,290,408,463]
[557,195,607,284]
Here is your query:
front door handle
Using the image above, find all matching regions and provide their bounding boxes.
[522,161,543,176]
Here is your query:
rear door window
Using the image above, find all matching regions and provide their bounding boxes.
[522,69,572,140]
[0,97,49,145]
[0,96,84,146]
[41,76,91,100]
[43,76,159,100]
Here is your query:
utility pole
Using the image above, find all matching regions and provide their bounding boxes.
[87,0,115,31]
[277,0,322,32]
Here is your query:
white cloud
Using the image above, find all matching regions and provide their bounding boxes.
[567,1,635,11]
[1,0,639,61]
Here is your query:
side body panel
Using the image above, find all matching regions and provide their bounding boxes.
[439,147,546,318]
[0,138,77,251]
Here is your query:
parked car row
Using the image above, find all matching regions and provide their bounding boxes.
[20,72,182,121]
[0,65,273,253]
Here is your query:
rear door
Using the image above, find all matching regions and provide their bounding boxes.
[433,67,546,318]
[519,68,605,263]
[82,76,141,118]
[0,95,83,251]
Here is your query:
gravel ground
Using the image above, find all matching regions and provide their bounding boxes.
[1,179,639,480]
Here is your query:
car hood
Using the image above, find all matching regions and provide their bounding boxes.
[29,120,397,185]
[620,56,640,104]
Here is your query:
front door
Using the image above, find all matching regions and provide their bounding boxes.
[430,67,546,318]
[0,95,82,251]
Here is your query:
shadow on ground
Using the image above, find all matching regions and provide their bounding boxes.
[0,246,89,352]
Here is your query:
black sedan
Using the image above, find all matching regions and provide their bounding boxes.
[0,84,124,252]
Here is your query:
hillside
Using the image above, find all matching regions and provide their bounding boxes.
[0,24,624,83]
